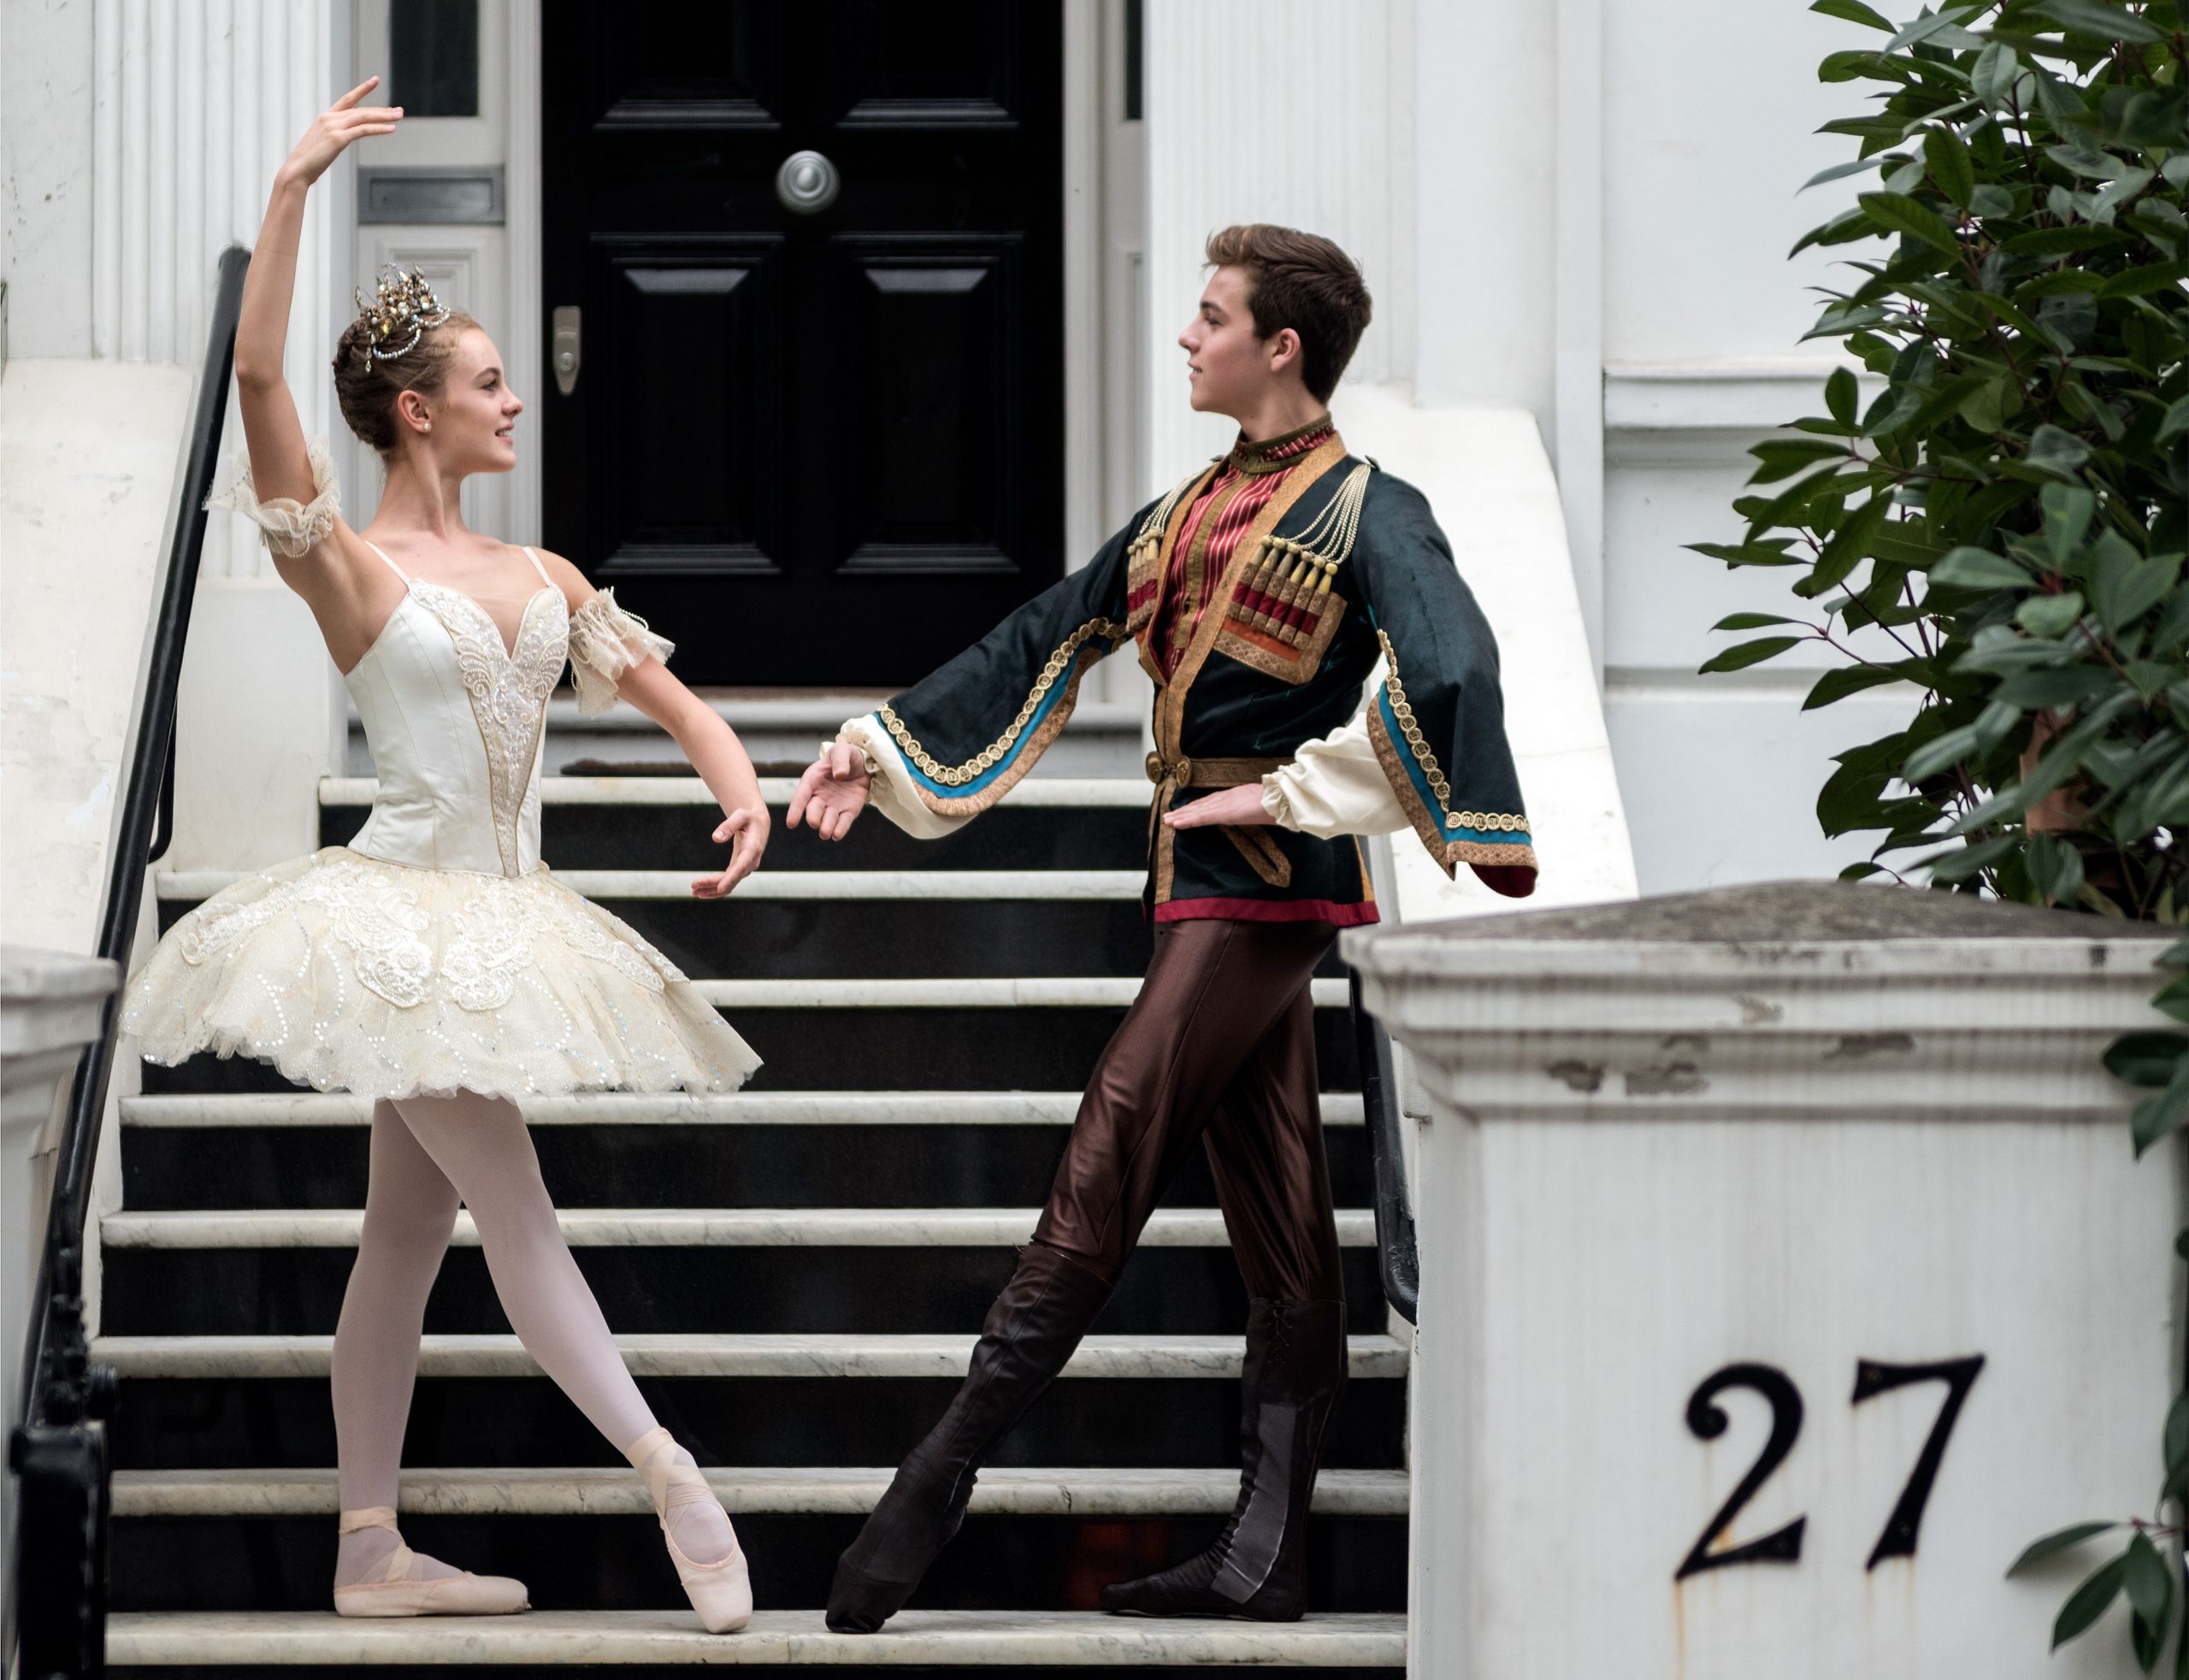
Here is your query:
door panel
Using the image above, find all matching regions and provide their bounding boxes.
[834,235,1019,575]
[591,237,785,577]
[542,2,1063,686]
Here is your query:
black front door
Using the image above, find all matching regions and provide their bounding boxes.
[540,3,1064,688]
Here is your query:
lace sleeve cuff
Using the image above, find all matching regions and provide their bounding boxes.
[205,441,342,558]
[567,588,675,715]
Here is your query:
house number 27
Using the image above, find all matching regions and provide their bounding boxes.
[1674,1355,1985,1581]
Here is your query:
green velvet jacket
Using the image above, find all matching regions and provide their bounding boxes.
[863,429,1535,921]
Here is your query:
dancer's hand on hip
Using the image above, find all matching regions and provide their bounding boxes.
[1163,784,1276,828]
[282,77,402,189]
[787,744,871,841]
[693,805,769,899]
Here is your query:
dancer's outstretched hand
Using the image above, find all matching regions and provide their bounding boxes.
[1162,783,1276,828]
[788,744,870,841]
[693,805,769,899]
[282,77,402,188]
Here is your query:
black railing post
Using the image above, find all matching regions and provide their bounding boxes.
[1349,971,1419,1323]
[9,243,249,1679]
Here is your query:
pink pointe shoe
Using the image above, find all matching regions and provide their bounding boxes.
[330,1507,529,1617]
[625,1426,752,1633]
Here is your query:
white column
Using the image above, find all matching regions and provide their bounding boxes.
[1143,0,1402,474]
[90,0,342,579]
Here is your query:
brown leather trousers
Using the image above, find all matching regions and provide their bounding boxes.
[1031,917,1344,1304]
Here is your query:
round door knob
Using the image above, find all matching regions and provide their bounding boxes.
[775,149,841,215]
[555,351,576,374]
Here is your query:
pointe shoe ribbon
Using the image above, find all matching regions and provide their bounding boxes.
[331,1506,529,1618]
[624,1427,753,1634]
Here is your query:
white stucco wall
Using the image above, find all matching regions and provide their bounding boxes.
[2,0,98,358]
[1600,0,1910,893]
[0,358,192,953]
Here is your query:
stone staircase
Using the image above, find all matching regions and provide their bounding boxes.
[97,708,1409,1672]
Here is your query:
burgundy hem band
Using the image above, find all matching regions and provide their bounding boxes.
[1153,898,1382,928]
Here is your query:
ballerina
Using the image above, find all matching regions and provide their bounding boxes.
[121,80,759,1633]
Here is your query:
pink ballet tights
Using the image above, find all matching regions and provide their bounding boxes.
[327,1092,735,1588]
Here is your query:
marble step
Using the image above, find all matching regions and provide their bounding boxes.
[324,776,1154,809]
[109,1607,1407,1667]
[91,1331,1413,1382]
[119,1091,1367,1128]
[158,869,1150,901]
[101,1207,1380,1249]
[153,875,1178,981]
[347,692,1151,779]
[100,1242,1388,1339]
[318,776,1154,874]
[111,1465,1408,1518]
[137,1005,1365,1094]
[693,979,1352,1009]
[117,1095,1377,1217]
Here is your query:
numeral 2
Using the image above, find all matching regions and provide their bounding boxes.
[1850,1354,1985,1569]
[1674,1363,1807,1580]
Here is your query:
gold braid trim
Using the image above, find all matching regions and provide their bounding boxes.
[1377,630,1529,833]
[880,618,1127,790]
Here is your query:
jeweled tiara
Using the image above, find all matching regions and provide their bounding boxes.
[351,267,451,363]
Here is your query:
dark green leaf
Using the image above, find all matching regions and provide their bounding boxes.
[1713,612,1805,631]
[1905,722,1986,782]
[2031,0,2165,43]
[2126,1530,2174,1670]
[1749,437,1856,483]
[2133,1052,2189,1155]
[2103,1031,2189,1088]
[2002,226,2129,256]
[2008,1522,2122,1575]
[1804,156,1890,191]
[1971,39,2018,103]
[1932,546,2033,590]
[1924,127,1978,208]
[2098,261,2189,299]
[1700,637,1804,674]
[1826,367,1860,428]
[2018,592,2088,638]
[1810,0,1895,27]
[1805,663,1911,710]
[2052,1552,2130,1650]
[2027,424,2093,476]
[2091,546,2181,634]
[1860,190,1964,256]
[1993,665,2125,710]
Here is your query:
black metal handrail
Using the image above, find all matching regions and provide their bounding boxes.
[9,243,248,1678]
[1350,975,1419,1321]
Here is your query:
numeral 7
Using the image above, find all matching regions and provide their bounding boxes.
[1850,1354,1985,1569]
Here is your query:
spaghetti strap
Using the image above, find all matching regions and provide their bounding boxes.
[520,545,552,587]
[362,540,410,583]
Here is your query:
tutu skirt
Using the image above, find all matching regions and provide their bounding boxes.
[123,846,760,1101]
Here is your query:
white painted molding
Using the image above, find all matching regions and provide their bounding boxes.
[503,0,542,547]
[1555,0,1606,677]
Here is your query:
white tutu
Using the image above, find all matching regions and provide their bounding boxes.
[123,846,760,1101]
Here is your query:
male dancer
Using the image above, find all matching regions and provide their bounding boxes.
[788,225,1535,1630]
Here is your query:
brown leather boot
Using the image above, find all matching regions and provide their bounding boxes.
[1099,1298,1347,1621]
[826,1241,1112,1633]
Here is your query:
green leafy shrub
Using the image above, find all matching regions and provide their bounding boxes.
[1696,0,2189,1665]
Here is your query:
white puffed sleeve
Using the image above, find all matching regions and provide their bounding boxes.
[1260,710,1409,837]
[205,441,341,558]
[566,588,676,715]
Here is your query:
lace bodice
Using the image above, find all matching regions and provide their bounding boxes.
[209,454,676,878]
